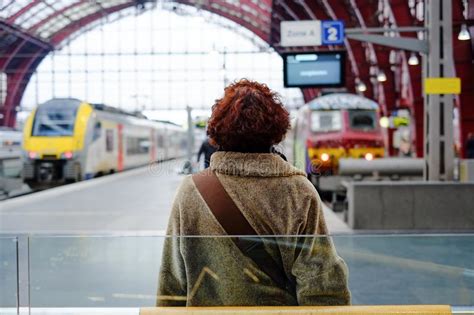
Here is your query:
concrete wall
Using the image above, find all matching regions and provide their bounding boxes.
[460,159,474,182]
[347,181,474,230]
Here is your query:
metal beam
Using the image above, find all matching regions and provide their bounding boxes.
[0,22,52,51]
[423,0,455,181]
[346,26,427,33]
[347,33,429,53]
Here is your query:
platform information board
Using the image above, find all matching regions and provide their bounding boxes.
[321,20,345,45]
[283,51,345,88]
[280,20,345,47]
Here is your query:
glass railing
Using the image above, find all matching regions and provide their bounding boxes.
[2,234,473,314]
[0,236,18,314]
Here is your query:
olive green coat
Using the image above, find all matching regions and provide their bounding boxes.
[157,152,351,306]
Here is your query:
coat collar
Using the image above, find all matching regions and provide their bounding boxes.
[210,151,306,177]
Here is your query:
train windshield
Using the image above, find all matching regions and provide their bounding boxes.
[349,110,377,131]
[32,101,79,137]
[311,110,342,132]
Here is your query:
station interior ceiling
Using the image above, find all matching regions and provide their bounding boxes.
[0,0,473,157]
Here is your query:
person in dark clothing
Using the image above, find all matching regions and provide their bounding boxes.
[197,138,217,168]
[467,133,474,159]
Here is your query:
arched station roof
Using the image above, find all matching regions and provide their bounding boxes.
[0,0,473,156]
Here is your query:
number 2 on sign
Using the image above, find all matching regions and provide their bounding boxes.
[327,27,338,41]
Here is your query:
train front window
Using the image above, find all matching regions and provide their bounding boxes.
[349,110,377,131]
[32,104,78,137]
[311,110,342,132]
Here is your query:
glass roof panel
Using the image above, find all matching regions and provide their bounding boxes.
[44,0,74,11]
[26,1,102,40]
[15,2,49,25]
[99,0,131,9]
[0,0,133,40]
[67,5,101,22]
[37,17,70,39]
[20,6,56,29]
[0,0,33,19]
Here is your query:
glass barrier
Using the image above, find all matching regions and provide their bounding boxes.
[0,236,19,314]
[27,235,474,312]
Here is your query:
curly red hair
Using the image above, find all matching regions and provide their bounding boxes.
[207,79,290,152]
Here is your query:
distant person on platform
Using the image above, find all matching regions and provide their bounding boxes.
[197,137,217,169]
[467,133,474,159]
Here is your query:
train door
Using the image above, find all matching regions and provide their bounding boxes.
[156,126,166,161]
[150,128,156,162]
[83,118,105,178]
[162,126,169,160]
[117,124,124,171]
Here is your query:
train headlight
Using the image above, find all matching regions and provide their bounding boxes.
[61,151,74,159]
[379,116,390,128]
[321,153,330,162]
[365,153,374,161]
[28,151,38,159]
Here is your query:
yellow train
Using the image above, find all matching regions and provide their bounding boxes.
[22,98,187,189]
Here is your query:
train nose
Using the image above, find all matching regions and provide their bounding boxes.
[321,153,330,162]
[364,152,374,161]
[39,163,54,181]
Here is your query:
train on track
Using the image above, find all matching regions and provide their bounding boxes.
[289,93,386,186]
[22,98,188,189]
[0,126,22,155]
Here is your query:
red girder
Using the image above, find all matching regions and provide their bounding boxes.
[0,21,52,72]
[324,0,373,99]
[350,0,382,104]
[351,0,397,154]
[0,21,52,127]
[1,47,48,127]
[0,38,25,71]
[27,0,92,34]
[177,0,272,42]
[389,1,424,157]
[454,0,474,157]
[6,0,42,24]
[272,0,321,102]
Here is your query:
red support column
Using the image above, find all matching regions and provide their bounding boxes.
[1,48,48,127]
[389,1,424,157]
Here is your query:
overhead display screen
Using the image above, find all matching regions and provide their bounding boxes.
[283,51,345,88]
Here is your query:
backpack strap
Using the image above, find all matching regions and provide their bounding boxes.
[192,168,294,292]
[192,168,255,235]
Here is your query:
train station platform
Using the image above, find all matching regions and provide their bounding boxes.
[0,159,351,234]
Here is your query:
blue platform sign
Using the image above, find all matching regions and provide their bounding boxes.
[321,20,344,45]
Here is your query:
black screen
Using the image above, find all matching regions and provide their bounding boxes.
[283,51,345,88]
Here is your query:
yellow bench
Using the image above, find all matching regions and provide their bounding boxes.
[140,305,451,315]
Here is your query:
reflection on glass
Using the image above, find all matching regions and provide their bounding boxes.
[26,235,474,308]
[0,237,18,310]
[157,236,350,306]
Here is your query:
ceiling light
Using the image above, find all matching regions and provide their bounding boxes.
[377,70,387,82]
[356,81,367,92]
[458,24,471,41]
[408,52,419,66]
